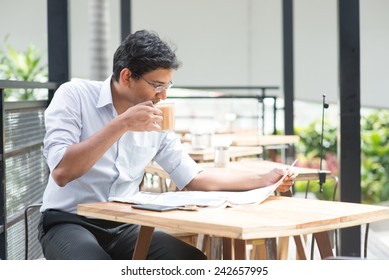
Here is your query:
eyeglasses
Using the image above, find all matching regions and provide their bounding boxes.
[135,74,173,93]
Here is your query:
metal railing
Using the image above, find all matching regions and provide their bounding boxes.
[0,80,57,259]
[171,86,279,134]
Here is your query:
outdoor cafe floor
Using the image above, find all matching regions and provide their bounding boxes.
[365,211,389,259]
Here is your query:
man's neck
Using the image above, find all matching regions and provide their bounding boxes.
[110,79,134,115]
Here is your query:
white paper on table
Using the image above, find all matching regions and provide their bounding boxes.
[110,160,297,209]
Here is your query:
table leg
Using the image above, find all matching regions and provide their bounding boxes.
[234,239,247,260]
[293,235,308,260]
[313,231,334,259]
[223,238,233,260]
[267,149,277,162]
[277,237,290,259]
[132,225,155,260]
[250,239,267,259]
[160,177,168,192]
[210,237,223,260]
[196,234,205,250]
[196,234,211,256]
[265,238,277,259]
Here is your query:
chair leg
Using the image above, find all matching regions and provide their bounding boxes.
[364,223,370,258]
[24,203,42,260]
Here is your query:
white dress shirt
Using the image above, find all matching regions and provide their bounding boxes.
[41,76,202,213]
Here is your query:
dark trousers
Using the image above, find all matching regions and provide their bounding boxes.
[38,209,206,260]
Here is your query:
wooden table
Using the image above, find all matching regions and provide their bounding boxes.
[78,196,389,260]
[181,131,300,162]
[182,133,299,162]
[186,145,263,162]
[144,160,336,259]
[221,134,299,162]
[182,133,299,147]
[218,134,299,147]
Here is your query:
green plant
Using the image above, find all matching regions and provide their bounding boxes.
[361,110,389,203]
[294,118,338,201]
[0,35,47,100]
[295,119,337,157]
[295,109,389,204]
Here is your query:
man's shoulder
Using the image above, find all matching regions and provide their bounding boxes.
[61,78,102,91]
[55,79,103,100]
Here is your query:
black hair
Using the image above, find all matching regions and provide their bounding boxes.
[112,30,181,81]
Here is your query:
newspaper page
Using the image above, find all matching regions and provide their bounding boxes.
[109,160,297,210]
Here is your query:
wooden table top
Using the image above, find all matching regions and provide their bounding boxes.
[186,145,263,162]
[221,134,299,147]
[182,133,300,147]
[78,196,389,241]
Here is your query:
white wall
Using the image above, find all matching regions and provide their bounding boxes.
[294,0,338,104]
[69,0,120,79]
[1,0,389,108]
[360,0,389,108]
[0,0,47,61]
[131,0,282,89]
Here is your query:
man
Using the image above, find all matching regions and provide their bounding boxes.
[39,30,294,260]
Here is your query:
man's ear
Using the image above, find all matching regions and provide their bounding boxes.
[119,68,132,85]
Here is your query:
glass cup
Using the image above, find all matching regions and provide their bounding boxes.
[191,133,213,150]
[213,137,232,167]
[214,146,230,167]
[156,101,175,131]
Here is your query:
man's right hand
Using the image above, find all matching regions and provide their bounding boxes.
[120,100,163,131]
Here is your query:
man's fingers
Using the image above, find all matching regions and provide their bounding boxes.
[153,114,163,123]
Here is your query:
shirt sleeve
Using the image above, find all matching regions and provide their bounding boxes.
[153,132,203,190]
[43,83,82,172]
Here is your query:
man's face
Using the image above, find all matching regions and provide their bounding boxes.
[129,68,173,104]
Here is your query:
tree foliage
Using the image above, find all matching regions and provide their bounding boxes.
[295,109,389,204]
[0,35,47,100]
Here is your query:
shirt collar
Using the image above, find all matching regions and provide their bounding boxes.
[96,76,114,108]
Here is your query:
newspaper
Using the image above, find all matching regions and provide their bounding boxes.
[110,184,279,209]
[109,160,296,210]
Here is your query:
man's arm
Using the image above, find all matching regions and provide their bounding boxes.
[185,167,294,192]
[52,101,162,187]
[52,117,126,187]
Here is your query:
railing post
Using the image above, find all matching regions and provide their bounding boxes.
[338,0,361,257]
[47,0,69,103]
[0,88,6,259]
[121,0,132,41]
